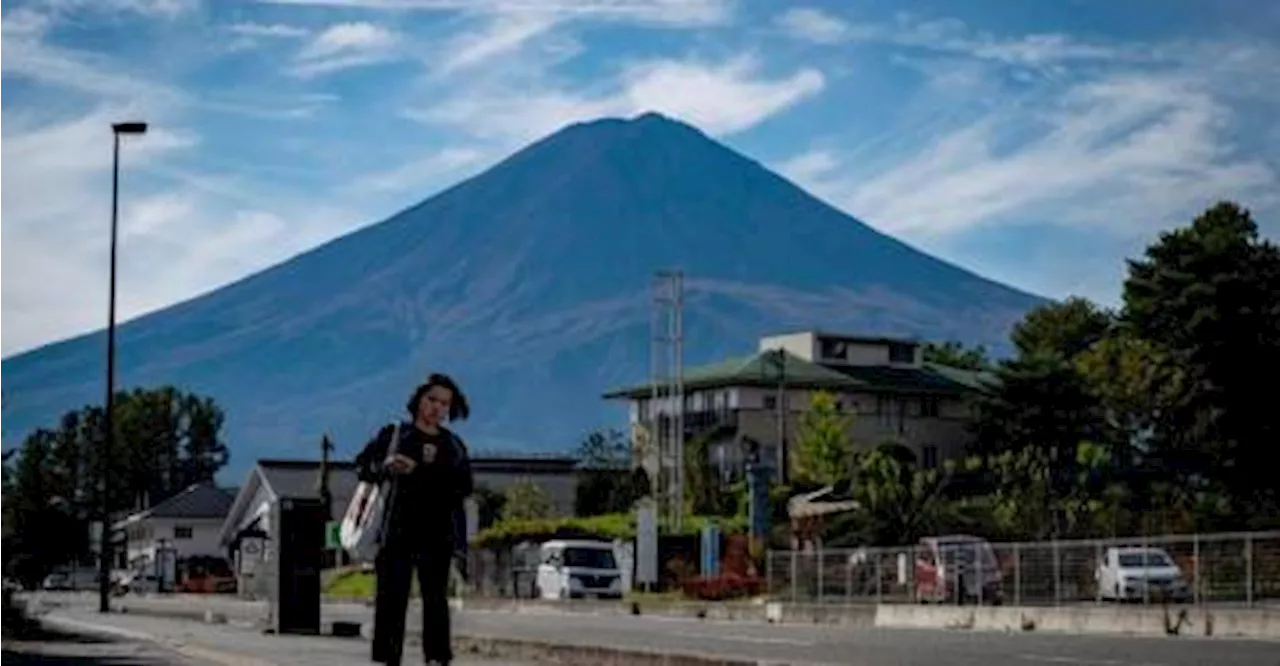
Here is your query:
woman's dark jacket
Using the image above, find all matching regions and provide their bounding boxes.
[353,422,474,556]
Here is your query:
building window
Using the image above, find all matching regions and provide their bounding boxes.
[174,526,193,540]
[919,396,940,417]
[763,395,777,410]
[819,338,848,361]
[922,445,939,469]
[888,342,915,364]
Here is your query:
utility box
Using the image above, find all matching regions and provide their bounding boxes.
[269,497,328,635]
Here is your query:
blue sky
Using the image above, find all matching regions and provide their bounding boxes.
[3,0,1278,356]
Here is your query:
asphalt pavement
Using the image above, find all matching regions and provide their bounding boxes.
[32,593,1280,666]
[30,608,537,666]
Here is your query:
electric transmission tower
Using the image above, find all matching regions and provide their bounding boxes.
[650,269,685,531]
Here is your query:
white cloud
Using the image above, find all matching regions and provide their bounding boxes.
[290,21,401,77]
[257,0,732,27]
[409,54,825,144]
[229,22,311,38]
[435,12,561,75]
[775,7,849,45]
[1,11,184,106]
[349,147,490,194]
[36,0,200,19]
[777,9,1131,69]
[783,73,1277,238]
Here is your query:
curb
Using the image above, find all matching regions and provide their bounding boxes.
[112,604,803,666]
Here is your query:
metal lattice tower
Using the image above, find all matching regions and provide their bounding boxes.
[650,270,685,531]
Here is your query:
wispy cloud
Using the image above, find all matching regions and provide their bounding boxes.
[777,7,1131,69]
[229,21,311,38]
[290,21,401,77]
[1,9,184,106]
[256,0,733,27]
[434,11,561,75]
[35,0,200,19]
[409,53,824,144]
[782,72,1277,237]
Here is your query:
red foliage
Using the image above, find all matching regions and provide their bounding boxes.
[681,572,765,601]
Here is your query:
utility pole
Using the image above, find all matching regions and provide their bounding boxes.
[773,349,789,484]
[318,434,334,518]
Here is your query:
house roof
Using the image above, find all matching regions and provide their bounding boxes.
[256,459,360,501]
[602,349,859,399]
[114,483,234,528]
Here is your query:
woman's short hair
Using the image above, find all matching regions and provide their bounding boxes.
[406,373,471,422]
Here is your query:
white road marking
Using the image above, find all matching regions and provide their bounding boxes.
[1018,654,1167,666]
[672,629,816,646]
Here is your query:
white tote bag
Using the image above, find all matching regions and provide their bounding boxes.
[340,424,400,562]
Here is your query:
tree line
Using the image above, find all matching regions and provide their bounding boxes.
[806,201,1280,546]
[2,386,230,584]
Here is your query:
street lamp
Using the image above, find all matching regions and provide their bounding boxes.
[99,120,147,614]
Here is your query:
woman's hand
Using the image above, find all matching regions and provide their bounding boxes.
[384,453,417,475]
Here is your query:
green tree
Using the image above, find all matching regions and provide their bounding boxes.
[473,485,507,529]
[1121,201,1280,522]
[503,479,553,521]
[923,341,991,370]
[573,428,643,516]
[971,298,1112,536]
[828,443,955,546]
[791,391,852,487]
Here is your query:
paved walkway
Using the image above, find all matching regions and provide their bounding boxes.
[32,609,536,666]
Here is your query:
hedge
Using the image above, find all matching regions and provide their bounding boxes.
[474,512,747,549]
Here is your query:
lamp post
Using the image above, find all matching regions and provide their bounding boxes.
[99,121,147,614]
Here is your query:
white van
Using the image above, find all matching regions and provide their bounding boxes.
[534,539,624,600]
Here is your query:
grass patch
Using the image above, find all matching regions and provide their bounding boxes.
[324,569,376,599]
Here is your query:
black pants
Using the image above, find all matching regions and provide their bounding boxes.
[372,538,453,665]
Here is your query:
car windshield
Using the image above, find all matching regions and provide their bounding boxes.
[1118,552,1172,568]
[562,547,617,569]
[937,541,997,566]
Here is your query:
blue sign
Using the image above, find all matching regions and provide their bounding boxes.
[746,462,773,542]
[701,523,721,577]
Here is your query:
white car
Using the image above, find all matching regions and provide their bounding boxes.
[534,539,624,600]
[1095,547,1190,602]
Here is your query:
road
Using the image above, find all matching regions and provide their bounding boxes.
[33,593,1280,666]
[24,608,536,666]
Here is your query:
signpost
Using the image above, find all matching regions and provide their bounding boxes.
[635,498,658,591]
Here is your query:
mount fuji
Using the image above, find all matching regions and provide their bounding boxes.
[1,113,1043,476]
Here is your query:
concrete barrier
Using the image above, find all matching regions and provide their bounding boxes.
[873,603,1280,640]
[452,634,790,666]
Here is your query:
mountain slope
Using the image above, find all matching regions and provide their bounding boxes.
[2,113,1044,474]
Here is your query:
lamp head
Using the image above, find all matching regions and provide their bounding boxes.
[112,122,148,135]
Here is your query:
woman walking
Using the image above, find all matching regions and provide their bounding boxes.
[355,373,474,666]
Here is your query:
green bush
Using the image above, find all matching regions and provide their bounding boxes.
[473,512,746,549]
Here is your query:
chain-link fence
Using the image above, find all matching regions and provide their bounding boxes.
[766,531,1280,607]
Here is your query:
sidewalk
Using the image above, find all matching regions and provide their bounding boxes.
[36,608,537,666]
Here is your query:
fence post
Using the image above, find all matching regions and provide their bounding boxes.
[875,550,883,605]
[790,549,798,603]
[1192,533,1200,606]
[1013,542,1021,606]
[1245,534,1254,608]
[974,542,983,606]
[765,549,773,599]
[818,548,825,605]
[845,552,853,605]
[1052,539,1061,606]
[1141,532,1150,606]
[1094,540,1102,605]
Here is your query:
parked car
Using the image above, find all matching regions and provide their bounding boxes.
[534,539,624,600]
[1095,546,1190,602]
[914,535,1004,604]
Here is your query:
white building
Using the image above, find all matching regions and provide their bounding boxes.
[114,483,235,571]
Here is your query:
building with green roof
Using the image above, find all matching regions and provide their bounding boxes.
[603,330,992,487]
